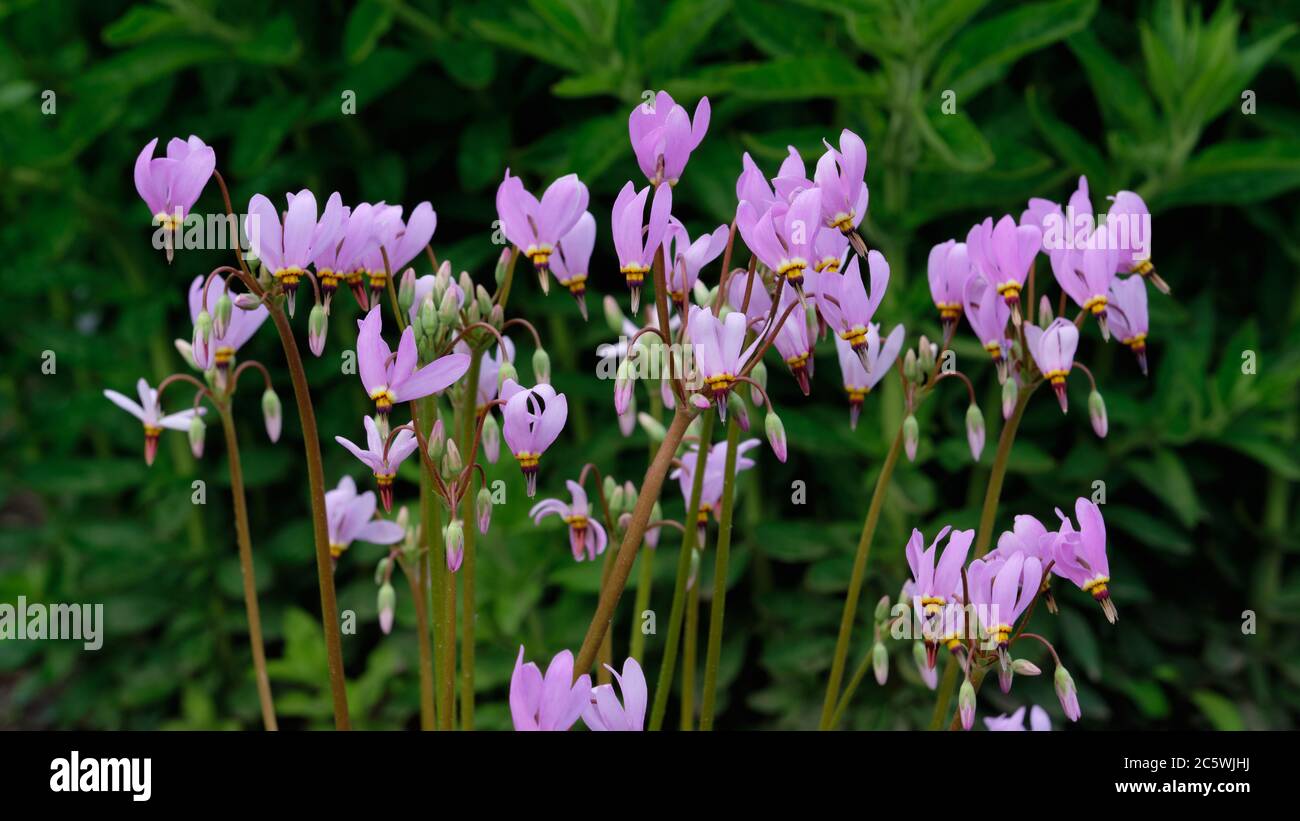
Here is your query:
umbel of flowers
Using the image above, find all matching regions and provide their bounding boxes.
[105,77,1162,731]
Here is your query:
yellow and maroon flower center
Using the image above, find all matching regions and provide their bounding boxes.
[815,257,840,273]
[696,504,713,525]
[920,595,945,616]
[987,624,1013,645]
[1044,369,1069,385]
[275,266,304,285]
[374,472,395,487]
[561,273,587,295]
[846,386,869,403]
[369,387,396,413]
[667,289,686,303]
[1083,295,1108,314]
[563,514,588,530]
[1083,575,1110,600]
[777,259,807,284]
[143,424,163,437]
[995,281,1021,303]
[345,269,364,285]
[154,212,182,232]
[329,543,347,559]
[839,327,869,349]
[706,374,735,394]
[984,341,1003,361]
[526,245,554,268]
[945,637,963,651]
[214,346,235,366]
[318,268,339,290]
[937,302,962,320]
[1125,332,1147,352]
[785,351,811,369]
[367,270,388,290]
[1131,259,1154,277]
[515,451,540,470]
[620,263,650,285]
[829,212,855,232]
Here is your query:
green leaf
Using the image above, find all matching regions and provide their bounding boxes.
[458,117,511,191]
[1128,448,1203,528]
[916,107,994,172]
[1151,140,1300,209]
[1190,689,1246,730]
[640,0,733,75]
[102,6,182,46]
[722,55,887,102]
[1105,505,1192,557]
[343,0,396,65]
[1025,86,1110,191]
[737,0,829,58]
[1067,30,1158,136]
[234,14,303,67]
[1059,606,1102,681]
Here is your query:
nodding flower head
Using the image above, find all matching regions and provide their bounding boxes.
[963,273,1013,383]
[313,202,376,310]
[966,214,1042,321]
[1106,275,1150,375]
[1106,189,1166,293]
[500,379,568,498]
[834,323,904,429]
[1051,498,1115,623]
[969,551,1043,653]
[686,306,759,423]
[550,211,597,319]
[104,378,206,466]
[927,240,972,336]
[334,415,419,513]
[989,514,1055,565]
[736,186,822,297]
[905,525,974,666]
[530,479,609,563]
[611,181,673,314]
[769,284,817,395]
[496,170,589,296]
[1025,318,1079,413]
[133,136,215,243]
[361,201,437,306]
[509,646,590,732]
[324,475,404,561]
[670,437,760,549]
[815,250,890,372]
[245,190,346,314]
[582,656,648,732]
[355,306,470,421]
[187,276,268,377]
[1055,244,1120,340]
[628,91,710,187]
[665,219,729,313]
[813,128,869,235]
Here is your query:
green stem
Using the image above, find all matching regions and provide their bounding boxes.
[681,577,700,730]
[699,414,741,730]
[458,349,485,729]
[819,426,904,729]
[829,646,874,730]
[217,403,277,731]
[648,412,715,731]
[419,398,448,729]
[407,553,436,730]
[629,544,654,661]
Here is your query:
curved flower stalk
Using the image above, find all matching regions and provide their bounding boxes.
[1106,275,1151,375]
[736,185,822,299]
[245,190,346,314]
[834,324,904,429]
[134,135,215,259]
[664,219,729,312]
[104,378,205,466]
[324,475,405,562]
[500,379,568,497]
[927,240,972,337]
[966,215,1042,323]
[356,306,470,425]
[187,276,269,382]
[530,479,609,562]
[816,250,890,370]
[509,646,591,731]
[551,211,596,318]
[583,656,647,731]
[813,128,869,255]
[612,181,673,313]
[629,91,710,187]
[1025,318,1080,413]
[335,416,419,512]
[495,170,589,296]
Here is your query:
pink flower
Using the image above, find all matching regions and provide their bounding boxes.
[664,219,729,311]
[814,129,869,233]
[1107,190,1166,293]
[133,136,215,232]
[312,202,377,310]
[1055,244,1120,339]
[359,201,436,306]
[1107,275,1150,375]
[628,91,710,186]
[496,171,589,296]
[1051,498,1116,623]
[834,324,904,429]
[966,215,1042,318]
[927,240,972,335]
[1025,318,1079,413]
[611,181,673,314]
[509,646,591,731]
[670,437,760,548]
[530,480,609,562]
[969,551,1043,651]
[324,475,405,560]
[551,212,597,318]
[245,190,347,311]
[686,306,759,422]
[187,276,268,373]
[582,657,647,731]
[104,378,205,466]
[500,379,568,497]
[984,705,1051,731]
[334,415,419,512]
[962,272,1013,383]
[736,186,822,297]
[815,250,890,370]
[356,306,470,420]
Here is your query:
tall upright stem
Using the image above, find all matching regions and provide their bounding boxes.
[406,556,436,730]
[648,412,715,730]
[217,404,277,730]
[573,410,693,677]
[417,397,448,729]
[699,415,741,730]
[266,304,350,729]
[819,426,904,729]
[458,350,485,729]
[680,580,700,730]
[629,544,654,661]
[928,386,1033,729]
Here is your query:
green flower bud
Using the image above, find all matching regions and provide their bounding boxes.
[1088,390,1108,438]
[603,295,624,333]
[377,582,396,634]
[903,413,919,462]
[438,289,459,325]
[917,335,935,373]
[374,556,392,586]
[188,414,205,458]
[958,679,976,730]
[749,360,768,406]
[398,269,416,315]
[533,348,551,384]
[1011,658,1042,676]
[476,486,493,534]
[262,388,282,443]
[874,595,891,623]
[637,412,667,441]
[498,361,518,390]
[903,348,919,383]
[494,248,511,287]
[476,284,493,316]
[214,292,233,338]
[872,641,889,685]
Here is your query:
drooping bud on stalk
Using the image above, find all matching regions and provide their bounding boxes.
[1011,658,1041,676]
[1088,390,1108,438]
[692,280,712,308]
[442,439,462,478]
[261,388,282,443]
[444,519,465,572]
[398,268,416,316]
[917,335,935,374]
[607,478,624,514]
[375,555,392,585]
[214,292,233,339]
[495,247,511,288]
[532,348,551,384]
[618,511,632,533]
[234,293,262,311]
[733,396,750,432]
[1055,664,1081,721]
[603,295,624,334]
[903,414,919,462]
[427,419,446,462]
[614,359,633,415]
[377,581,396,634]
[637,412,666,441]
[903,349,919,384]
[481,413,500,462]
[188,415,205,458]
[308,304,328,357]
[958,678,976,730]
[872,641,888,686]
[765,410,787,463]
[874,595,891,624]
[476,487,493,534]
[913,640,938,690]
[194,309,213,366]
[1001,378,1018,420]
[1038,295,1054,326]
[965,403,985,461]
[497,361,518,390]
[749,360,767,407]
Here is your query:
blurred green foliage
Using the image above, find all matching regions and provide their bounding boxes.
[1,0,1298,730]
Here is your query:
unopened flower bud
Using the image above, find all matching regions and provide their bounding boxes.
[603,295,625,333]
[733,397,751,432]
[498,361,518,390]
[1038,296,1054,327]
[194,309,213,350]
[913,641,938,690]
[475,284,492,317]
[622,481,636,514]
[533,348,551,384]
[607,482,624,514]
[262,388,282,443]
[458,271,474,300]
[872,641,889,686]
[419,296,438,337]
[692,280,712,307]
[1088,390,1108,438]
[1054,665,1081,722]
[398,268,416,315]
[495,248,511,287]
[377,581,396,634]
[481,413,500,462]
[308,304,328,357]
[998,649,1014,693]
[442,439,462,477]
[958,679,976,730]
[489,304,505,329]
[438,289,459,325]
[427,419,445,462]
[687,547,701,591]
[637,412,666,441]
[1011,658,1041,676]
[213,292,233,338]
[476,487,493,534]
[917,335,935,373]
[765,410,787,463]
[874,595,891,623]
[903,349,919,383]
[234,292,262,311]
[175,338,199,370]
[749,360,767,406]
[188,415,205,458]
[375,556,392,586]
[614,359,633,415]
[618,511,632,532]
[903,414,919,462]
[965,403,985,461]
[444,519,465,572]
[1001,378,1018,420]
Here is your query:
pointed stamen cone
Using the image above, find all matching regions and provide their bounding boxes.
[144,432,160,466]
[350,279,369,310]
[855,343,873,376]
[628,283,641,315]
[1100,596,1118,624]
[1045,590,1058,614]
[848,400,861,431]
[715,391,728,424]
[925,640,939,670]
[524,469,538,498]
[379,482,393,513]
[1011,303,1022,327]
[696,522,708,552]
[574,294,588,321]
[536,265,551,295]
[285,285,298,318]
[1148,267,1171,295]
[1135,349,1149,377]
[1053,380,1069,413]
[1096,311,1110,341]
[995,357,1008,385]
[794,366,811,396]
[164,228,175,264]
[847,229,868,258]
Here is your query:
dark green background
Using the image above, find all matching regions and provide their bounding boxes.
[2,0,1298,729]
